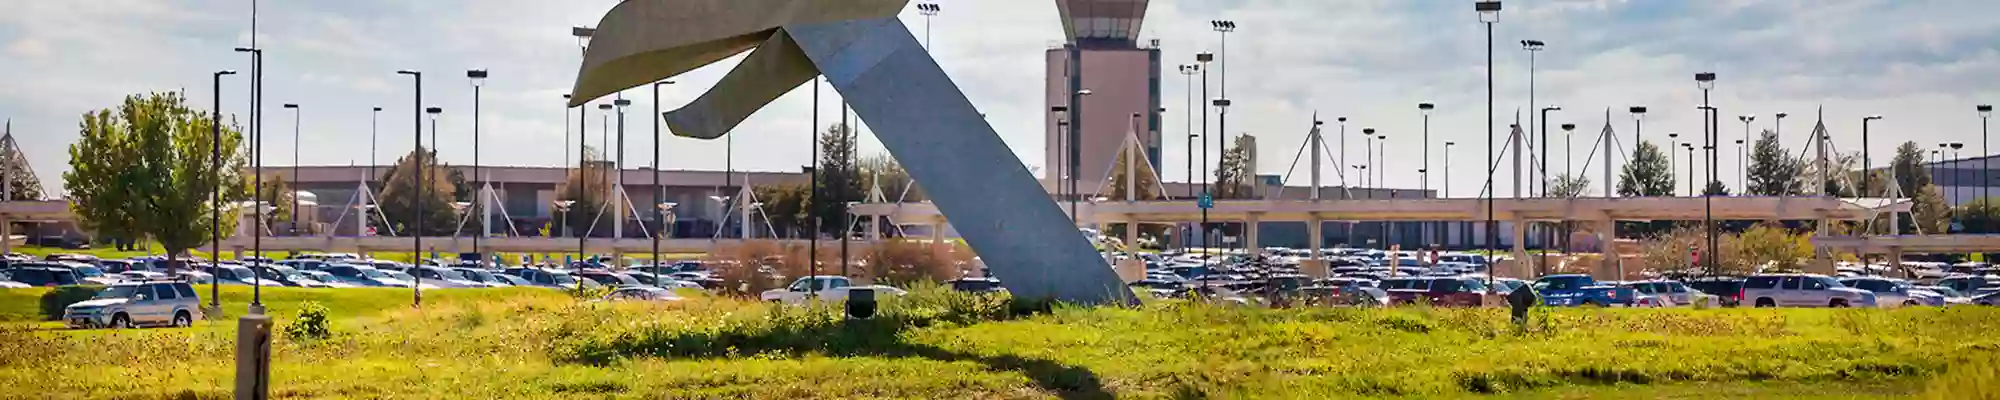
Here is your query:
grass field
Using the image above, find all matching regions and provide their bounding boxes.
[3,285,1998,399]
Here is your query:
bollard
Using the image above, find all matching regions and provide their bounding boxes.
[235,314,272,400]
[846,288,877,320]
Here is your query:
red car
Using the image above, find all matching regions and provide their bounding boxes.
[1382,277,1490,307]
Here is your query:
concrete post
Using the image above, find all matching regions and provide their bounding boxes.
[930,223,945,250]
[1245,213,1262,251]
[1,213,10,255]
[1304,216,1326,278]
[1596,219,1620,280]
[234,314,273,400]
[1510,218,1529,278]
[1887,246,1906,278]
[1123,217,1139,253]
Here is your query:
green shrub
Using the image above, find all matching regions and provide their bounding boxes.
[38,285,103,321]
[281,301,333,341]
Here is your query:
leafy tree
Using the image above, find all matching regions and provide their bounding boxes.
[1734,223,1812,273]
[62,92,247,270]
[812,124,863,236]
[1746,130,1804,196]
[1549,173,1591,251]
[1889,142,1930,198]
[1213,135,1254,200]
[752,183,811,237]
[858,153,923,202]
[1959,197,2000,234]
[1909,184,1951,234]
[553,148,612,237]
[1617,141,1674,197]
[375,148,458,236]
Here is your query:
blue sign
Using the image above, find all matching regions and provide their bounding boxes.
[1198,193,1214,209]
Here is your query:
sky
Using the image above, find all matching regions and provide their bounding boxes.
[5,0,1999,199]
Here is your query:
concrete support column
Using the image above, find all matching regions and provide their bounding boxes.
[866,215,883,241]
[1596,219,1620,280]
[1122,217,1139,252]
[1,214,10,255]
[1245,213,1262,252]
[1304,216,1326,278]
[930,223,945,250]
[1887,246,1906,278]
[1509,218,1529,278]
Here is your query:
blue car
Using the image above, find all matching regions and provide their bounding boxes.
[1533,274,1638,307]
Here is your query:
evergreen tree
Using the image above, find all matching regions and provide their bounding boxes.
[1889,142,1930,198]
[1746,130,1804,195]
[812,124,863,236]
[1617,141,1675,197]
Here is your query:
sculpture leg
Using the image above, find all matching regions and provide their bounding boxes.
[785,18,1133,305]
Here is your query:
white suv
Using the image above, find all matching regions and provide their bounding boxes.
[64,280,205,329]
[1741,274,1876,308]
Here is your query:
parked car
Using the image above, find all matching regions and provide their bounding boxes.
[760,276,906,304]
[508,268,595,290]
[627,273,704,290]
[603,286,684,302]
[1741,274,1877,308]
[6,264,81,287]
[575,270,642,287]
[1533,275,1637,307]
[118,271,172,282]
[407,267,483,288]
[64,280,203,329]
[1937,276,2000,296]
[253,265,330,288]
[1683,277,1746,307]
[320,265,413,288]
[384,271,441,290]
[1840,277,1943,307]
[451,268,512,288]
[1916,285,1971,305]
[298,270,356,288]
[1619,280,1712,307]
[1381,277,1489,307]
[946,277,1006,294]
[197,264,259,286]
[492,273,533,287]
[274,259,329,272]
[1975,291,2000,306]
[64,263,121,285]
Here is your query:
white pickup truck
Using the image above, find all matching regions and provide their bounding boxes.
[761,276,907,304]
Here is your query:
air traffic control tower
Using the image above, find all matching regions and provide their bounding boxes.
[1045,0,1162,196]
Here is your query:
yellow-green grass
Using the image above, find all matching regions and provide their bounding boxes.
[4,286,1998,398]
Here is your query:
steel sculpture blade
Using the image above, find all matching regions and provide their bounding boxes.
[570,0,1135,305]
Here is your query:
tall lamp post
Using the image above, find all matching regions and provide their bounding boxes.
[1050,105,1067,210]
[1214,97,1233,253]
[1694,71,1717,275]
[1738,114,1754,190]
[1181,64,1199,200]
[917,3,941,49]
[1951,142,1966,206]
[210,69,236,312]
[652,80,675,270]
[467,69,488,259]
[1562,123,1577,177]
[1445,141,1459,246]
[1476,1,1502,286]
[1073,89,1094,223]
[1863,115,1883,197]
[394,69,422,307]
[1420,103,1435,246]
[1211,20,1236,98]
[1668,133,1681,194]
[1627,106,1647,197]
[283,103,301,235]
[233,46,264,313]
[1523,39,1545,193]
[1196,52,1213,251]
[1980,105,1992,203]
[1683,143,1695,195]
[1363,128,1376,188]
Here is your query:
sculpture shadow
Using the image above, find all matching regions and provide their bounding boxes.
[558,307,1109,399]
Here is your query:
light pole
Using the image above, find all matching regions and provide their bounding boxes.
[1951,142,1966,206]
[1363,128,1376,188]
[395,69,422,307]
[210,69,236,312]
[573,25,596,264]
[1421,103,1436,246]
[1446,141,1459,247]
[1215,97,1233,251]
[1980,105,1993,203]
[1212,20,1236,99]
[652,80,674,269]
[1196,51,1213,252]
[917,3,940,49]
[1377,132,1388,190]
[371,107,382,183]
[1863,115,1883,196]
[1683,143,1696,196]
[467,69,488,259]
[233,46,264,313]
[1073,89,1094,222]
[1477,1,1502,281]
[1773,112,1788,149]
[1562,123,1577,178]
[1695,71,1717,275]
[1738,114,1754,190]
[1050,105,1067,207]
[1668,133,1681,194]
[1628,106,1647,196]
[1539,106,1561,197]
[1523,39,1545,193]
[283,103,301,235]
[1181,64,1199,201]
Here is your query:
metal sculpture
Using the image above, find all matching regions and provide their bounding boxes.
[569,0,1134,305]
